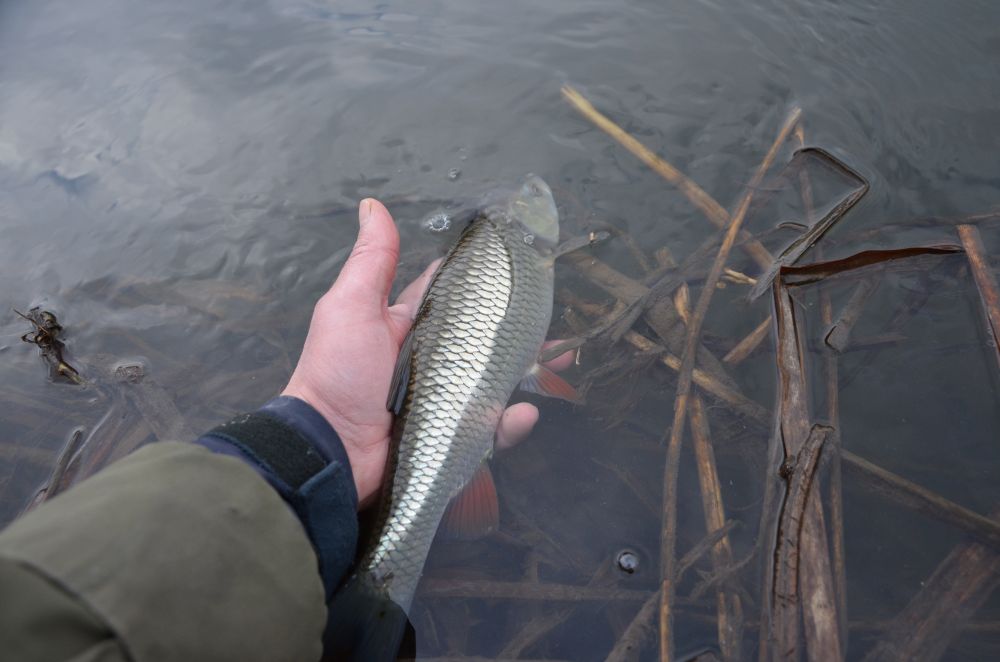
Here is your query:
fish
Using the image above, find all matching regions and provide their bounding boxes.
[325,174,577,660]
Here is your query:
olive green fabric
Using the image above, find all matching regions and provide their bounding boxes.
[0,558,126,661]
[0,442,326,662]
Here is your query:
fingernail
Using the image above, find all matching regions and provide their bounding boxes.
[359,199,373,225]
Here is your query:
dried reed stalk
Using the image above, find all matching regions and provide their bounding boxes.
[765,283,841,662]
[723,318,771,365]
[561,84,774,271]
[660,107,801,662]
[690,396,744,660]
[957,224,1000,370]
[862,511,1000,661]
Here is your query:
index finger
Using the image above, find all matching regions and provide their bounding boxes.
[540,339,576,372]
[394,257,443,313]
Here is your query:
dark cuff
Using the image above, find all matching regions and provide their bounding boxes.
[194,396,359,598]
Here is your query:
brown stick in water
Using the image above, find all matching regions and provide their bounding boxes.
[660,107,801,662]
[723,317,772,365]
[561,294,771,426]
[824,277,881,353]
[820,276,850,653]
[559,254,740,392]
[770,425,834,661]
[606,590,660,662]
[561,84,774,272]
[957,224,1000,370]
[840,450,1000,550]
[862,511,1000,662]
[690,396,745,661]
[798,116,850,651]
[764,282,841,662]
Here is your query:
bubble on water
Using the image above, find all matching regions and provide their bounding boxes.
[522,233,535,245]
[617,550,639,574]
[447,168,461,181]
[425,212,451,233]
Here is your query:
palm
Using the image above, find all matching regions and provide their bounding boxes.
[283,200,542,506]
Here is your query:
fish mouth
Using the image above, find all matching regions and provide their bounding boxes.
[508,174,559,245]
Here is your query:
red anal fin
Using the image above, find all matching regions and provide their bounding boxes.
[440,465,499,540]
[519,363,582,403]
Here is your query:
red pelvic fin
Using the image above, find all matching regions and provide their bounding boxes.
[520,363,582,403]
[440,465,499,540]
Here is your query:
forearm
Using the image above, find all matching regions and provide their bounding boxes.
[0,442,328,662]
[194,396,360,599]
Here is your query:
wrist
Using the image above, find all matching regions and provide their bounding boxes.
[193,398,360,598]
[280,384,381,507]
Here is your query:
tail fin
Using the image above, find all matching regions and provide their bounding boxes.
[323,574,412,662]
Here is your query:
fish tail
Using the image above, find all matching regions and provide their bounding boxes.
[323,573,412,662]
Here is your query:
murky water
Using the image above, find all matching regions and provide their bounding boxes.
[2,0,1000,659]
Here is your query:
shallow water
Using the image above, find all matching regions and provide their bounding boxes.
[2,0,1000,659]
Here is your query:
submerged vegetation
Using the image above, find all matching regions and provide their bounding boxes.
[16,307,83,385]
[414,87,1000,660]
[4,84,1000,660]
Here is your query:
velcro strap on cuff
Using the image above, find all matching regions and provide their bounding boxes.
[206,413,327,491]
[288,461,359,600]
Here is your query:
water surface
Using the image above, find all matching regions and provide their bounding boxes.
[2,0,1000,659]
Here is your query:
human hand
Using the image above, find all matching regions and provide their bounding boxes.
[283,199,548,507]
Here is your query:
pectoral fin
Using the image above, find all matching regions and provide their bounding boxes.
[519,363,581,403]
[386,330,416,414]
[440,465,499,540]
[551,230,611,259]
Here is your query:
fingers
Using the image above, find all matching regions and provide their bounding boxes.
[495,402,539,451]
[540,339,576,372]
[386,257,442,346]
[334,199,400,308]
[395,257,443,310]
[494,342,573,451]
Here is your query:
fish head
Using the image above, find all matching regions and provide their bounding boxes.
[504,174,559,248]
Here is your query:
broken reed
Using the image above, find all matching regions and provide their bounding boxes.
[7,83,1000,662]
[552,84,1000,662]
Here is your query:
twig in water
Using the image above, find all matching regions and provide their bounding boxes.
[723,318,771,365]
[824,277,881,353]
[606,589,662,662]
[819,271,850,655]
[957,224,1000,370]
[862,510,1000,662]
[660,106,802,662]
[690,396,744,661]
[840,450,1000,550]
[20,428,86,514]
[675,519,740,585]
[748,147,870,300]
[562,295,770,426]
[770,425,833,661]
[762,282,841,662]
[560,84,774,271]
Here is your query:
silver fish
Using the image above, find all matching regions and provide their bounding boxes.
[327,175,570,659]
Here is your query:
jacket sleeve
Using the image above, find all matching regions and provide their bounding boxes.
[0,442,327,662]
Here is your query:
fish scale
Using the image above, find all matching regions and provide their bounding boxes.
[361,203,554,610]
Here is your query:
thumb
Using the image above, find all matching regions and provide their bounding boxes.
[334,198,400,306]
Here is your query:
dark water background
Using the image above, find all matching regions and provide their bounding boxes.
[2,0,1000,659]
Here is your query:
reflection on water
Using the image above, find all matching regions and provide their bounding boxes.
[2,0,1000,659]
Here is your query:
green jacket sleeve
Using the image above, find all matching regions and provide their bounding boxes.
[0,442,326,662]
